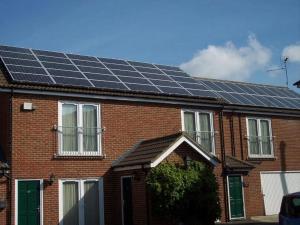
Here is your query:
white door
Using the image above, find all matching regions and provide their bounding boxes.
[260,171,300,215]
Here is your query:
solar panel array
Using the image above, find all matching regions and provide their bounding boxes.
[0,44,300,110]
[196,78,300,109]
[0,45,217,99]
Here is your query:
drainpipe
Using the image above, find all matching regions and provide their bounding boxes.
[229,112,236,157]
[218,109,229,222]
[7,88,13,225]
[238,114,244,160]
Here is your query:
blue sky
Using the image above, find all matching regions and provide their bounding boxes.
[0,0,299,92]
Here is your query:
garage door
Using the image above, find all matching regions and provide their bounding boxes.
[261,171,300,215]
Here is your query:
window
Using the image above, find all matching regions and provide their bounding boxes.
[58,102,101,156]
[182,110,215,153]
[247,118,274,157]
[60,179,104,225]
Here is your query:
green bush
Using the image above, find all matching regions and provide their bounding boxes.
[146,161,221,225]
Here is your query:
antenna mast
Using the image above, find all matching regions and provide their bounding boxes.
[266,57,289,87]
[283,57,288,87]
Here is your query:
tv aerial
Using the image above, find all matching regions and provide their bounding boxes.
[267,57,289,87]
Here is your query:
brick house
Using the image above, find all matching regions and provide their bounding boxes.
[0,44,299,225]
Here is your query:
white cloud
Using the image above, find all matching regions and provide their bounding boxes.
[282,43,300,63]
[180,35,272,81]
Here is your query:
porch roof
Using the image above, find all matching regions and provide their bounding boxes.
[113,132,219,170]
[225,155,255,172]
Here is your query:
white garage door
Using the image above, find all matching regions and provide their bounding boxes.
[261,171,300,215]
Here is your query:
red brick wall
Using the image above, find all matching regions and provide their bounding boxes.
[10,94,182,225]
[4,92,300,224]
[222,112,300,219]
[0,93,10,225]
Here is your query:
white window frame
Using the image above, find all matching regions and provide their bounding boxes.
[58,178,105,225]
[246,117,274,158]
[58,101,102,156]
[181,109,216,155]
[15,179,44,225]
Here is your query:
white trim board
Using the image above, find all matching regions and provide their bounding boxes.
[150,136,218,167]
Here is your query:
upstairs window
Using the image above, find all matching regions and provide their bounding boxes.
[247,118,274,158]
[183,110,215,154]
[58,102,101,156]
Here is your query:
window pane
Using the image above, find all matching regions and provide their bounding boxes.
[62,104,78,152]
[260,120,272,155]
[184,112,196,140]
[83,105,98,152]
[63,182,79,225]
[199,113,212,152]
[84,181,100,225]
[248,119,259,155]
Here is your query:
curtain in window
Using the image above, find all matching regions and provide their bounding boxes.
[184,112,196,140]
[199,113,212,152]
[260,120,271,155]
[248,119,259,155]
[83,105,97,152]
[84,181,100,225]
[62,104,78,152]
[63,182,79,225]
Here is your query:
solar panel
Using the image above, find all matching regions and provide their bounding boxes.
[53,76,92,87]
[91,80,128,90]
[67,54,98,62]
[0,45,31,54]
[7,65,47,75]
[12,73,54,84]
[155,64,181,72]
[125,83,160,92]
[0,44,299,110]
[72,59,105,68]
[141,72,172,81]
[47,69,84,78]
[127,61,156,68]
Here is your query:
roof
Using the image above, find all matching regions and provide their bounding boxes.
[294,80,300,87]
[0,44,299,113]
[113,132,219,170]
[225,155,255,171]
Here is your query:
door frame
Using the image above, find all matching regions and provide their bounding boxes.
[15,179,44,225]
[227,175,246,220]
[121,176,133,225]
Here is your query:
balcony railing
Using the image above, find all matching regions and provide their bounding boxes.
[56,126,103,156]
[185,130,216,153]
[245,135,275,157]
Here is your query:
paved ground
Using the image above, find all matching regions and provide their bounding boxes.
[217,215,279,225]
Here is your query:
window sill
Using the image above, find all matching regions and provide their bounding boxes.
[246,156,276,161]
[54,153,106,160]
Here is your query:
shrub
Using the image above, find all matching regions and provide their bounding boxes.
[146,161,221,225]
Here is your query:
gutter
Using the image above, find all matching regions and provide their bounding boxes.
[0,87,223,109]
